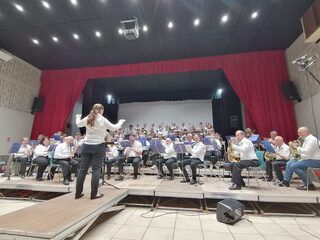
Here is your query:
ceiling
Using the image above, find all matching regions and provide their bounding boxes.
[0,0,314,70]
[93,70,231,103]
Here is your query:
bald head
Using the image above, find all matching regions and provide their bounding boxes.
[274,136,284,146]
[298,126,310,138]
[235,130,245,141]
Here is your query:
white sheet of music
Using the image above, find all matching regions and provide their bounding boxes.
[185,144,192,153]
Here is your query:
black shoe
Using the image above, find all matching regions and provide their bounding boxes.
[63,179,70,185]
[75,193,84,199]
[190,179,197,185]
[106,175,111,180]
[91,193,104,200]
[67,177,74,182]
[240,180,246,187]
[297,184,315,191]
[180,179,190,183]
[157,175,164,179]
[229,184,241,190]
[115,176,124,181]
[36,178,44,181]
[169,176,174,180]
[279,181,290,187]
[133,176,138,180]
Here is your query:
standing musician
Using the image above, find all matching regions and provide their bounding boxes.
[13,137,32,178]
[156,138,177,180]
[52,136,79,185]
[179,134,206,185]
[264,136,290,182]
[75,103,125,200]
[228,130,259,190]
[286,127,320,190]
[106,142,124,181]
[124,134,143,179]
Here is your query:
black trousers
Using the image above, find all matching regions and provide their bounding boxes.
[76,143,105,198]
[157,157,177,177]
[178,158,202,180]
[14,157,29,176]
[265,159,287,181]
[52,158,79,179]
[127,157,141,177]
[229,159,259,185]
[106,157,124,175]
[33,156,49,180]
[142,150,149,166]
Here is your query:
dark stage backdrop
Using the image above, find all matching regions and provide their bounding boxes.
[31,50,297,141]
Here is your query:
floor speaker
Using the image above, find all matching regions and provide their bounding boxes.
[216,198,244,225]
[31,97,44,114]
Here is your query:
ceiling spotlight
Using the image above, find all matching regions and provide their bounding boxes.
[32,39,39,45]
[73,33,79,39]
[251,11,259,19]
[52,36,59,42]
[118,28,123,34]
[142,25,148,32]
[168,21,174,29]
[221,14,229,23]
[95,31,101,37]
[14,3,24,12]
[70,0,78,6]
[41,1,50,9]
[194,18,200,26]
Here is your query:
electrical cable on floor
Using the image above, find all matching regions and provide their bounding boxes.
[140,209,215,219]
[294,217,320,239]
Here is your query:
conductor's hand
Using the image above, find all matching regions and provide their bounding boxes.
[119,119,126,125]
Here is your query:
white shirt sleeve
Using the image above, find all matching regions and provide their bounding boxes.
[76,116,88,128]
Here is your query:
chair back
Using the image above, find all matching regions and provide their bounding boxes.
[255,150,265,168]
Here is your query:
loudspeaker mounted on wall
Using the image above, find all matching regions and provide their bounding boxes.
[230,115,239,128]
[281,81,302,102]
[31,97,44,114]
[216,198,244,225]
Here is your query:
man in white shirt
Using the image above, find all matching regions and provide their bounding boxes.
[106,143,124,181]
[53,136,79,185]
[229,130,259,190]
[264,136,290,182]
[124,134,142,179]
[13,137,32,178]
[157,138,177,180]
[178,134,206,185]
[287,127,320,190]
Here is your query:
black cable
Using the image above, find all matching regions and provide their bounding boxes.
[294,217,320,239]
[140,209,215,219]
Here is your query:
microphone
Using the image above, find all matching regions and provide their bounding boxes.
[292,54,309,64]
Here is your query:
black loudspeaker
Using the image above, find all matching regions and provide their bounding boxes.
[230,115,239,128]
[216,198,244,225]
[282,81,302,102]
[31,97,43,114]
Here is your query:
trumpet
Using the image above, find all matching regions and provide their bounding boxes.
[226,140,240,162]
[289,137,303,160]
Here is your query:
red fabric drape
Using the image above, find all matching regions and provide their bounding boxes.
[31,50,297,141]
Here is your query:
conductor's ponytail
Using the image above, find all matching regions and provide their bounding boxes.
[87,103,104,127]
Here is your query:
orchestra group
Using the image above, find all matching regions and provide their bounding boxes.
[5,106,320,199]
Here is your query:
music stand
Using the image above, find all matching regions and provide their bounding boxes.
[261,141,276,153]
[99,146,120,190]
[150,142,165,178]
[248,134,261,145]
[6,143,21,180]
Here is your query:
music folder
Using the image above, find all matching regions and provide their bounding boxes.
[137,137,147,146]
[9,143,21,154]
[48,145,57,152]
[120,140,132,148]
[202,137,211,145]
[173,143,187,153]
[150,142,165,154]
[225,135,235,142]
[248,134,261,144]
[261,141,276,153]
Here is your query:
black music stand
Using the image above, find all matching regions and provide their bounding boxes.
[150,142,165,178]
[6,143,21,180]
[100,143,120,189]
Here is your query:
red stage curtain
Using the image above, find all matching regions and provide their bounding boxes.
[31,50,297,141]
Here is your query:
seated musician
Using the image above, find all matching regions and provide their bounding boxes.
[52,136,79,185]
[244,128,254,138]
[32,137,51,181]
[205,130,222,168]
[264,136,290,182]
[124,134,142,179]
[106,142,124,181]
[139,130,150,167]
[13,137,32,178]
[178,134,206,185]
[157,138,177,180]
[283,127,320,190]
[228,130,259,190]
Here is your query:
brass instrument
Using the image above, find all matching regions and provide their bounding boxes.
[264,152,276,161]
[289,137,303,160]
[226,141,240,162]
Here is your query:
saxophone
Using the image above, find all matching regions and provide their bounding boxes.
[227,141,240,162]
[289,137,303,160]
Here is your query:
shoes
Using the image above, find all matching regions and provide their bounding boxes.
[157,175,164,179]
[63,179,70,185]
[91,193,104,200]
[180,179,190,183]
[297,184,315,191]
[115,176,124,181]
[36,178,44,181]
[75,193,84,199]
[106,175,111,180]
[279,180,290,187]
[68,177,74,182]
[229,183,241,190]
[190,179,197,185]
[150,165,156,170]
[240,180,246,187]
[133,176,138,180]
[169,176,174,180]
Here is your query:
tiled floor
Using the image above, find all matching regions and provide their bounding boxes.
[80,207,320,240]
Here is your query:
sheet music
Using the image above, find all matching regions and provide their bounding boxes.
[185,144,193,153]
[262,141,276,153]
[9,143,21,154]
[120,140,132,148]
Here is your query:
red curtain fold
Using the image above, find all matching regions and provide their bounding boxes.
[31,50,297,141]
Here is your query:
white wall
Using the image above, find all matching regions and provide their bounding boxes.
[118,99,213,128]
[69,94,83,136]
[0,106,35,155]
[294,92,320,136]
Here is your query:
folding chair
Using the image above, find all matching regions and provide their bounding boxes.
[307,167,320,190]
[246,151,269,187]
